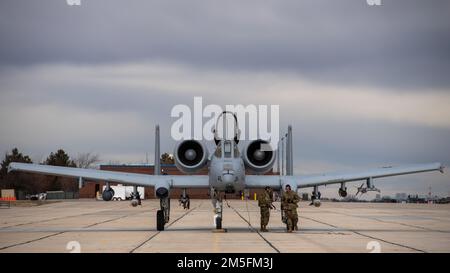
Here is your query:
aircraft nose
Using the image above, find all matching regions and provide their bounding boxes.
[222,173,235,183]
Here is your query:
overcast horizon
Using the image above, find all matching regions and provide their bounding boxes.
[1,0,449,198]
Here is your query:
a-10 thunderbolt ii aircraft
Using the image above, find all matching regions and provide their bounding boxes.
[8,112,445,231]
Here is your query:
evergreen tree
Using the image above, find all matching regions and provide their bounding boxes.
[0,147,32,178]
[0,148,34,193]
[45,149,76,167]
[44,149,76,191]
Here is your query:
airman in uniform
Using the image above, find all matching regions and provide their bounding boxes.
[258,186,275,232]
[281,184,300,232]
[179,194,190,209]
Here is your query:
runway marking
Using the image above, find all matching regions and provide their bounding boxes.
[228,204,281,253]
[0,208,150,251]
[299,215,427,253]
[129,202,201,253]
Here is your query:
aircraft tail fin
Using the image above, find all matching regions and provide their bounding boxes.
[155,125,161,175]
[287,125,293,175]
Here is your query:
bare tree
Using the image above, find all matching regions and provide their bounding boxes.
[75,152,100,169]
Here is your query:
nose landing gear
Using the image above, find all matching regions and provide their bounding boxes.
[211,188,223,230]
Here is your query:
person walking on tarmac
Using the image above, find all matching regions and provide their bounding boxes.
[258,186,275,232]
[281,184,300,232]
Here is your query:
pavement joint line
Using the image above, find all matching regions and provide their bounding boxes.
[250,201,447,235]
[84,208,153,228]
[299,215,427,253]
[0,231,66,251]
[129,202,201,253]
[0,228,157,232]
[228,204,281,253]
[2,201,448,252]
[248,201,435,252]
[320,209,450,234]
[0,206,151,251]
[0,208,155,232]
[0,205,133,229]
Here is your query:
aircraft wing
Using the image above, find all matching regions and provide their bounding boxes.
[295,162,444,189]
[8,162,210,188]
[245,162,444,189]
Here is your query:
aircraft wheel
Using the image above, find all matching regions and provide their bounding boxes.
[215,217,222,229]
[313,200,321,207]
[157,210,165,231]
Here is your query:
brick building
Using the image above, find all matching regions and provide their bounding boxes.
[79,164,278,199]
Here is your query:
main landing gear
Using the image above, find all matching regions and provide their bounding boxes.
[157,197,170,231]
[130,185,142,207]
[310,186,322,207]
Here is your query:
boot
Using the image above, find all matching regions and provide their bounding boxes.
[260,224,265,232]
[287,224,293,233]
[262,225,268,232]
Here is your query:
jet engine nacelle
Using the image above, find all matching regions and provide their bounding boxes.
[174,140,209,174]
[102,189,114,201]
[243,139,276,174]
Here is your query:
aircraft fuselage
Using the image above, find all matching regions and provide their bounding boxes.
[208,155,246,193]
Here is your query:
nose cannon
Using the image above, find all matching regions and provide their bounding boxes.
[222,172,235,184]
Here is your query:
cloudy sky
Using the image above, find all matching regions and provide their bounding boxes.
[0,0,449,198]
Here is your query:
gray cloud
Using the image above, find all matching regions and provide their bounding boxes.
[1,0,449,89]
[1,62,449,165]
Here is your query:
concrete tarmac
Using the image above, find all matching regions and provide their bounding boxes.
[0,199,449,253]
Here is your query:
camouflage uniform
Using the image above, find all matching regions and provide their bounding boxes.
[258,190,273,232]
[281,190,300,232]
